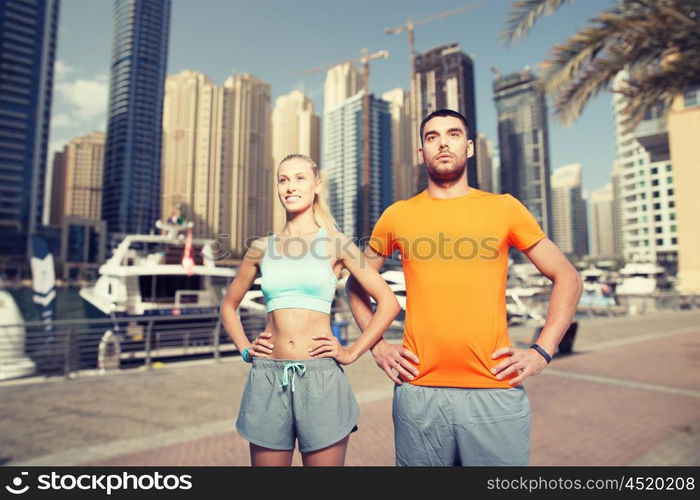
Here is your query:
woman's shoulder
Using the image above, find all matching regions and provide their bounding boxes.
[245,235,269,263]
[324,228,359,260]
[324,228,352,245]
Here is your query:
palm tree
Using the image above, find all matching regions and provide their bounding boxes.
[503,0,700,130]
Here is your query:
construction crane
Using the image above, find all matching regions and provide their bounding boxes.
[385,2,482,185]
[298,48,389,238]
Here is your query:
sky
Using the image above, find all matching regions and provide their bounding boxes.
[50,0,619,195]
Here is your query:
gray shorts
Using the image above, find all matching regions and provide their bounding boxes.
[236,357,359,453]
[393,383,531,466]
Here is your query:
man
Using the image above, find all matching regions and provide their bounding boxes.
[347,109,582,466]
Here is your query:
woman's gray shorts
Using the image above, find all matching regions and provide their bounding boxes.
[235,357,359,453]
[393,383,531,466]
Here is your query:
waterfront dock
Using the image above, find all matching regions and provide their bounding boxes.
[1,310,698,466]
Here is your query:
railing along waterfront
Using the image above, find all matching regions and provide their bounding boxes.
[1,293,696,381]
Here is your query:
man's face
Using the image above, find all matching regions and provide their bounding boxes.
[418,116,474,183]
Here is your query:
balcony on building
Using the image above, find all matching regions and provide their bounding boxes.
[633,104,669,162]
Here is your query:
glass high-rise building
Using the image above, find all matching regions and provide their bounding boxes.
[102,0,171,239]
[475,133,494,193]
[612,72,677,271]
[551,163,589,257]
[50,131,105,226]
[0,0,60,262]
[668,84,700,293]
[221,73,272,257]
[272,89,320,232]
[161,70,224,241]
[324,62,360,114]
[589,182,618,259]
[322,91,393,241]
[381,88,413,202]
[413,42,478,191]
[493,68,553,236]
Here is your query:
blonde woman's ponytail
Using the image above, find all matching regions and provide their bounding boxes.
[312,183,338,231]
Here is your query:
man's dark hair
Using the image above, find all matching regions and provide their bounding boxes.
[419,109,470,144]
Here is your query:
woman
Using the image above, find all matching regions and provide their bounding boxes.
[220,153,400,466]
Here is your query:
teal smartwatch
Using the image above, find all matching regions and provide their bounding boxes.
[241,347,253,363]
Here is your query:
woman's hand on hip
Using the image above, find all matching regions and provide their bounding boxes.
[249,331,274,358]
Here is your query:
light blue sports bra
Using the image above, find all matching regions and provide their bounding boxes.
[260,227,338,314]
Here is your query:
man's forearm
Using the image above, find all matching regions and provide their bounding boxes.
[534,270,583,356]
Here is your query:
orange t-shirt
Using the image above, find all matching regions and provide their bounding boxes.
[369,188,546,388]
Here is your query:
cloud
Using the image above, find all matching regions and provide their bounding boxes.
[51,113,72,128]
[50,72,108,151]
[54,60,74,79]
[55,74,109,120]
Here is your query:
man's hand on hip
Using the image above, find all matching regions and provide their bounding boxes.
[491,346,549,387]
[371,339,419,384]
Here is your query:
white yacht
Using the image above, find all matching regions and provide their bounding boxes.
[616,263,672,296]
[580,267,607,293]
[506,289,545,325]
[506,261,548,324]
[508,262,551,297]
[80,220,236,319]
[355,269,408,311]
[0,280,36,380]
[379,270,407,310]
[237,278,267,341]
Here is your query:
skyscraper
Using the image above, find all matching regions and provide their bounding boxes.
[49,149,66,227]
[0,0,60,263]
[612,73,677,270]
[50,131,105,226]
[589,182,617,259]
[494,68,553,236]
[324,62,360,113]
[475,133,494,193]
[413,42,478,191]
[381,88,413,201]
[322,91,392,240]
[271,90,320,231]
[221,73,272,257]
[102,0,171,239]
[492,146,501,194]
[161,70,224,240]
[665,86,698,291]
[551,164,589,257]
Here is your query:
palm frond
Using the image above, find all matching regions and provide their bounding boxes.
[539,20,618,94]
[539,0,700,125]
[501,0,572,45]
[619,57,700,130]
[541,4,663,94]
[656,2,697,26]
[552,54,628,125]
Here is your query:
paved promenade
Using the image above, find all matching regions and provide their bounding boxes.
[1,310,699,466]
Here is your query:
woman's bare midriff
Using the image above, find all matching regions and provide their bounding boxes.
[265,308,334,360]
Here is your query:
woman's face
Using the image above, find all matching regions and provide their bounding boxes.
[277,158,320,213]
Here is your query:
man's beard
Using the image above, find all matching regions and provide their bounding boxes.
[426,157,466,184]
